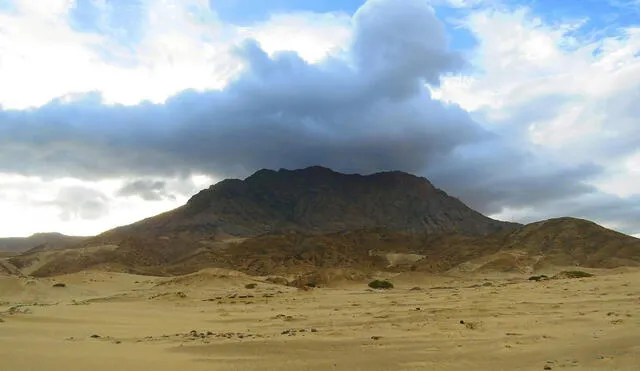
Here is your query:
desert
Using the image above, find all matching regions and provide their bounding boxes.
[2,0,640,369]
[1,266,639,371]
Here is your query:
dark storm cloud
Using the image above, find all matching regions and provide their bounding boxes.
[424,138,603,214]
[0,0,474,179]
[0,0,637,234]
[117,180,176,201]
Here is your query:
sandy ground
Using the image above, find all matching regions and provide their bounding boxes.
[1,268,639,371]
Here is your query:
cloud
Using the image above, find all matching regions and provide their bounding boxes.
[0,0,478,181]
[0,0,639,237]
[42,186,111,222]
[0,0,239,109]
[117,180,176,201]
[432,4,640,233]
[0,173,204,236]
[238,11,352,63]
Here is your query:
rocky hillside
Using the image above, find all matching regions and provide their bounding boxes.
[498,217,640,269]
[20,218,640,278]
[99,166,519,241]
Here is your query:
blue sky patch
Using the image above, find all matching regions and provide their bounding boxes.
[210,0,364,23]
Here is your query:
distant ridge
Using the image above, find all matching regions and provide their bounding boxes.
[0,233,88,253]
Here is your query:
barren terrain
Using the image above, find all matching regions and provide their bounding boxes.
[1,267,638,370]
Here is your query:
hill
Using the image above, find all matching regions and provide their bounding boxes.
[448,217,640,274]
[19,218,640,278]
[5,168,639,278]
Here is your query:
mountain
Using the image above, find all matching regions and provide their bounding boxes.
[102,166,519,239]
[0,233,88,253]
[6,167,640,278]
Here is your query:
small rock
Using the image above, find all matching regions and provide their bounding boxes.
[459,320,465,325]
[52,283,66,288]
[371,336,382,340]
[543,366,552,370]
[90,334,101,339]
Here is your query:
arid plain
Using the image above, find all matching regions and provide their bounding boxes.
[1,267,638,371]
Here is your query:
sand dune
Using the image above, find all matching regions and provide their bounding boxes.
[1,268,639,370]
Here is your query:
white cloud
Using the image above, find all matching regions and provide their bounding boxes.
[434,5,640,198]
[239,12,352,63]
[0,173,215,237]
[0,1,354,110]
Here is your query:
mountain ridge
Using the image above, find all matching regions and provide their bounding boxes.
[4,167,639,278]
[105,166,519,240]
[0,233,88,253]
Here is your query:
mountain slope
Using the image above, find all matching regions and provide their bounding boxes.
[502,217,640,268]
[24,218,640,278]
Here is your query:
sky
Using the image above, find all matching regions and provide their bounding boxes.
[0,0,638,238]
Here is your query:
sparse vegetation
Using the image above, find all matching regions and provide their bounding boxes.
[245,283,258,289]
[463,321,482,330]
[368,280,394,289]
[528,275,549,281]
[556,270,594,279]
